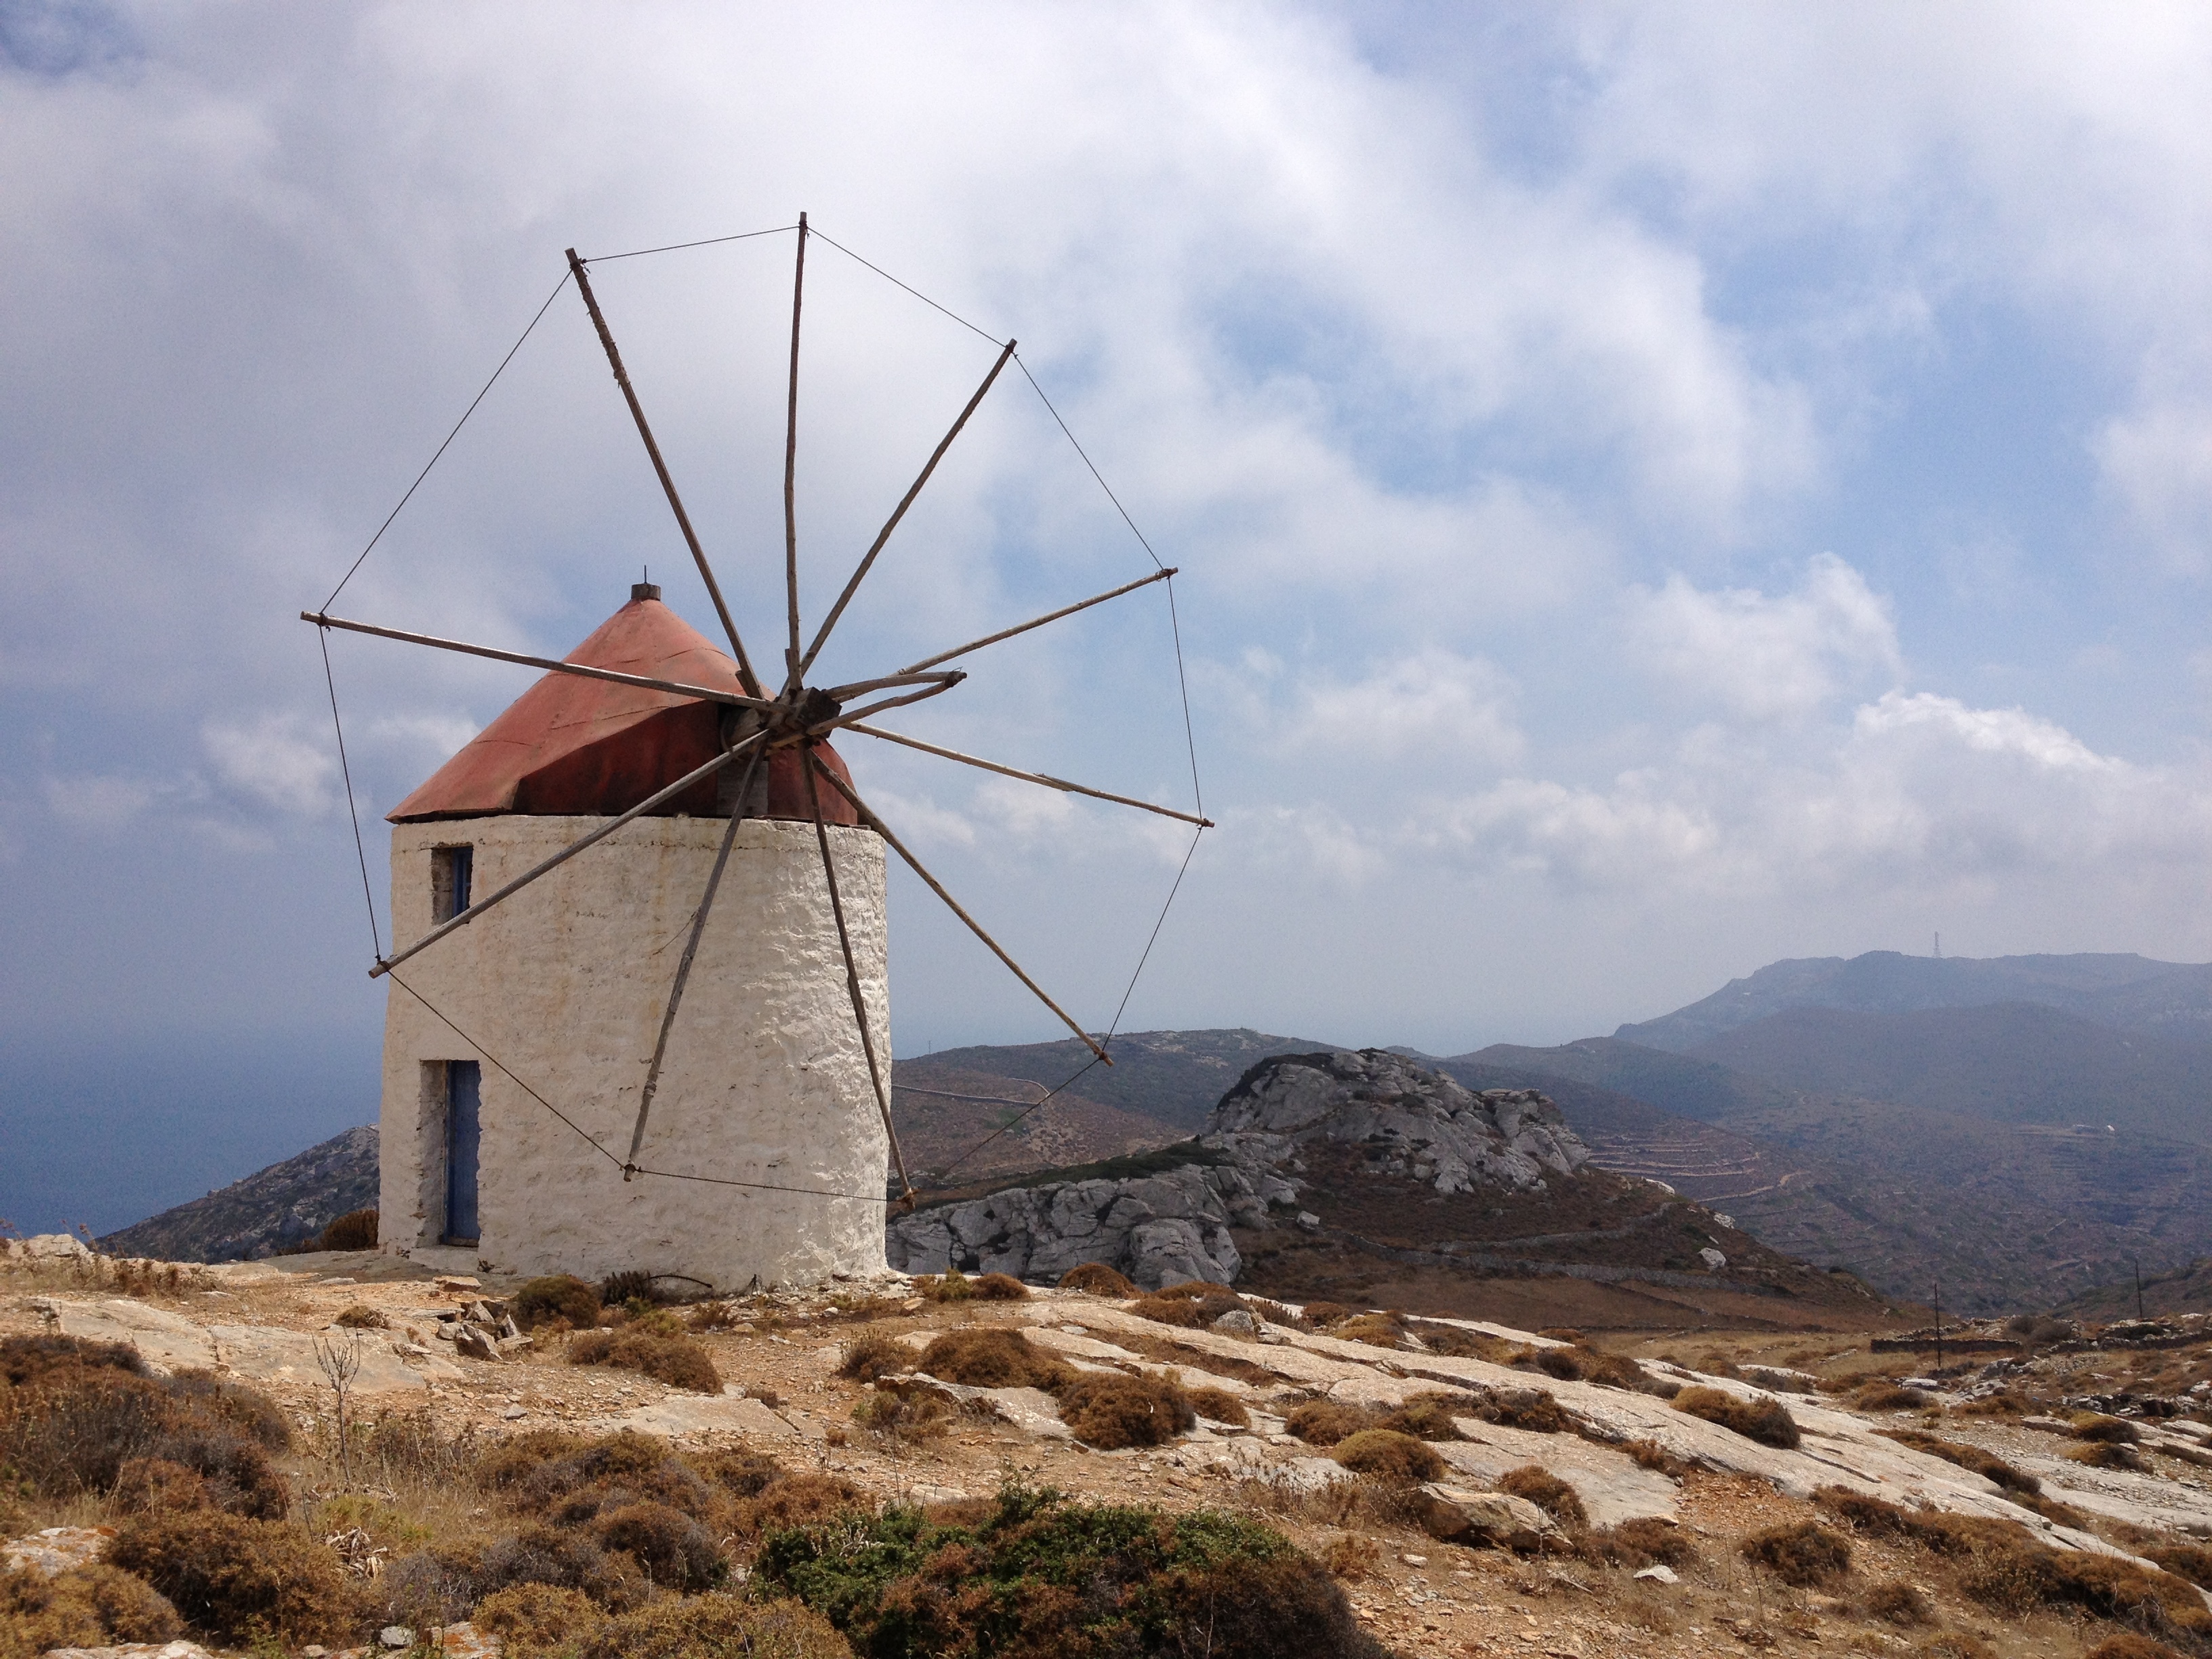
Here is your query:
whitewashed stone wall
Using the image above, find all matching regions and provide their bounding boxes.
[378,815,890,1289]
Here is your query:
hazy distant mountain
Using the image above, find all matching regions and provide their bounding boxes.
[98,1125,377,1263]
[1691,1002,2212,1143]
[1617,951,2212,1051]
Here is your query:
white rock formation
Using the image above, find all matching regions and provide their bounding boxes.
[885,1049,1589,1287]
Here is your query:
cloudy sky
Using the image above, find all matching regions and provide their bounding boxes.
[5,3,2211,1228]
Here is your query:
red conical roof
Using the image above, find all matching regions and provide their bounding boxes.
[388,590,858,825]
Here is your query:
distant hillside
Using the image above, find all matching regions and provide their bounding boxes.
[1463,1037,1798,1124]
[1458,1035,2212,1312]
[1618,949,2212,1050]
[1690,1002,2212,1143]
[890,1061,1179,1186]
[911,1028,1337,1134]
[98,1126,377,1263]
[2058,1258,2212,1321]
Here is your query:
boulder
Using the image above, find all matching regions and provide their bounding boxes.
[1412,1483,1559,1549]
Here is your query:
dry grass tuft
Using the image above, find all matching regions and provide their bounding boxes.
[1576,1517,1697,1570]
[575,1593,851,1659]
[1673,1385,1801,1449]
[513,1275,602,1332]
[1332,1313,1408,1350]
[1851,1381,1932,1412]
[2066,1441,2147,1471]
[1185,1385,1250,1427]
[472,1583,601,1659]
[970,1272,1030,1300]
[2145,1543,2212,1591]
[1055,1373,1195,1450]
[1497,1465,1586,1528]
[0,1562,184,1654]
[1286,1399,1376,1447]
[2071,1413,2143,1444]
[333,1303,388,1330]
[319,1209,380,1252]
[1877,1428,2041,1494]
[852,1388,951,1444]
[110,1509,367,1646]
[567,1329,721,1393]
[2081,1635,2187,1659]
[914,1328,1071,1390]
[1856,1578,1934,1626]
[1330,1429,1445,1484]
[1057,1263,1138,1297]
[1319,1532,1381,1580]
[1128,1296,1210,1328]
[1741,1519,1852,1588]
[1375,1391,1471,1442]
[835,1332,912,1382]
[1470,1386,1569,1435]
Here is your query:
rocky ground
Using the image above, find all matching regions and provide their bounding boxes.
[7,1235,2212,1658]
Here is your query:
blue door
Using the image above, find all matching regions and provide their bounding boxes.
[445,1061,481,1243]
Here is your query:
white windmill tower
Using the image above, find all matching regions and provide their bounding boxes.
[306,217,1208,1290]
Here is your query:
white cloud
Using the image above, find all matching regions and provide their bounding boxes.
[1419,689,2210,897]
[1626,554,1901,719]
[43,773,159,832]
[202,713,336,817]
[1283,649,1521,764]
[2094,401,2212,572]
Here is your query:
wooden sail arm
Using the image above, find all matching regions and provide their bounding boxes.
[303,612,776,711]
[842,722,1212,827]
[808,762,1111,1065]
[567,249,764,699]
[897,567,1176,675]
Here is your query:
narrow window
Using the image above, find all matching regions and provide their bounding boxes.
[431,845,474,922]
[443,1060,481,1246]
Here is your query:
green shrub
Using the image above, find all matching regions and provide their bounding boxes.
[1498,1464,1586,1528]
[1330,1430,1444,1483]
[567,1329,720,1393]
[914,1328,1069,1389]
[514,1275,602,1332]
[109,1511,365,1646]
[1057,1263,1136,1296]
[1054,1374,1196,1450]
[1673,1385,1801,1449]
[751,1480,1385,1659]
[1741,1520,1851,1588]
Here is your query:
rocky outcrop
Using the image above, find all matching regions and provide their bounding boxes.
[886,1049,1591,1289]
[1212,1048,1589,1195]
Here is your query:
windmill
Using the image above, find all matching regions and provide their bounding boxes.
[305,217,1208,1289]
